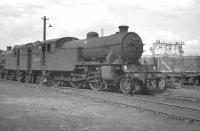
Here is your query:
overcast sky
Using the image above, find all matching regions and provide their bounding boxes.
[0,0,200,55]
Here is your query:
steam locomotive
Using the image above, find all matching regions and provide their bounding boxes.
[0,26,163,93]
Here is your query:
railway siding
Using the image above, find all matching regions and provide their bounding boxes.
[57,88,200,123]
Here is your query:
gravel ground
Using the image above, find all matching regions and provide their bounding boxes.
[0,80,200,131]
[166,88,200,98]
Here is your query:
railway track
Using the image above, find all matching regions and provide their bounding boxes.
[57,87,200,124]
[162,95,200,102]
[1,79,200,123]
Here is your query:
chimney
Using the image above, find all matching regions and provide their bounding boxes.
[119,25,129,33]
[7,46,12,51]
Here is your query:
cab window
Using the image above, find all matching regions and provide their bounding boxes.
[47,44,55,53]
[47,44,51,52]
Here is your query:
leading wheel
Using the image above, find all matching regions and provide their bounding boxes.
[120,77,140,94]
[120,77,132,94]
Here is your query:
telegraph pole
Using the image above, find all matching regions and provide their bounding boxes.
[42,16,49,41]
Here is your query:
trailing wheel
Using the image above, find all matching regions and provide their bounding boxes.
[70,76,83,88]
[88,77,105,91]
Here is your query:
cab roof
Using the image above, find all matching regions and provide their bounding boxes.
[39,37,78,48]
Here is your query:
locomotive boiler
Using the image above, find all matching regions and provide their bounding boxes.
[63,26,143,64]
[0,25,161,94]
